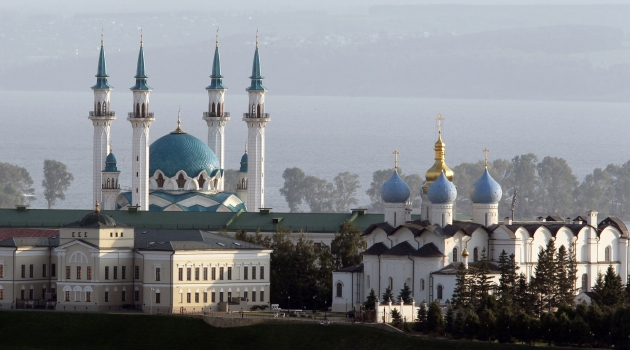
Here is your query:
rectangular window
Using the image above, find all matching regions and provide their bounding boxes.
[0,265,4,278]
[187,293,191,303]
[219,267,224,280]
[42,288,46,298]
[178,268,183,281]
[135,266,140,279]
[122,291,126,302]
[65,291,70,302]
[86,292,91,302]
[260,291,264,302]
[76,266,82,280]
[87,266,92,280]
[203,292,207,303]
[252,291,256,302]
[20,290,24,300]
[203,267,208,280]
[244,267,248,280]
[134,290,140,302]
[187,268,191,281]
[42,264,47,278]
[29,288,34,300]
[21,265,25,278]
[227,267,232,280]
[29,264,33,278]
[227,292,232,302]
[105,291,109,302]
[244,291,248,300]
[195,292,199,303]
[122,266,126,279]
[195,267,199,280]
[51,264,56,277]
[156,292,161,304]
[211,291,216,303]
[260,266,265,280]
[252,267,257,280]
[219,292,224,302]
[105,266,109,280]
[113,266,118,279]
[66,266,71,279]
[155,268,161,281]
[0,289,4,299]
[211,267,216,280]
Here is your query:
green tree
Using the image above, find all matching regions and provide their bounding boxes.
[498,250,519,301]
[592,265,624,309]
[332,172,360,212]
[381,286,394,303]
[555,245,577,306]
[331,221,365,270]
[0,162,34,208]
[397,284,412,304]
[302,175,335,212]
[279,167,306,212]
[402,173,423,211]
[366,169,394,213]
[536,156,578,215]
[504,154,538,219]
[472,248,492,306]
[390,308,402,326]
[451,262,469,309]
[574,167,614,218]
[426,301,444,334]
[364,289,377,310]
[444,303,455,335]
[532,239,557,314]
[42,159,73,209]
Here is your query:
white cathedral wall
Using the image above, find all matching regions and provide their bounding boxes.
[331,271,363,312]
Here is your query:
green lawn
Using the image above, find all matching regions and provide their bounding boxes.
[0,311,534,350]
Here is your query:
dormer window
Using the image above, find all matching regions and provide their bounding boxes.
[198,175,205,189]
[177,174,186,189]
[157,173,165,188]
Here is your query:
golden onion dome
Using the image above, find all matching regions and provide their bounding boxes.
[422,131,454,194]
[461,247,470,258]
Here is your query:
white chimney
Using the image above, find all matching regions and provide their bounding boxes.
[504,217,512,225]
[587,210,598,227]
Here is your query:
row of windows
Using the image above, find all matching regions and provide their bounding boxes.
[451,246,616,263]
[180,290,264,304]
[65,266,128,280]
[19,264,56,279]
[64,290,141,303]
[5,286,56,300]
[177,266,264,282]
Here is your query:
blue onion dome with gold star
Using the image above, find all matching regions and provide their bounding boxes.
[428,171,457,204]
[149,119,220,178]
[381,170,411,203]
[471,167,502,204]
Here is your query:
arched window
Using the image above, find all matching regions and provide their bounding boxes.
[177,174,186,189]
[605,246,611,262]
[156,173,165,188]
[97,102,101,116]
[421,279,425,291]
[103,101,107,113]
[257,104,261,118]
[135,103,140,117]
[198,175,205,189]
[473,247,479,262]
[251,104,255,115]
[217,103,222,116]
[141,103,146,118]
[452,248,458,262]
[211,102,216,114]
[336,282,342,298]
[581,273,588,292]
[437,285,443,300]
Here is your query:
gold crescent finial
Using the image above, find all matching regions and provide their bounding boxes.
[109,142,113,154]
[216,26,219,48]
[436,113,444,136]
[245,142,248,154]
[256,28,259,48]
[483,148,489,168]
[101,26,104,47]
[95,200,100,213]
[140,28,143,48]
[393,150,399,172]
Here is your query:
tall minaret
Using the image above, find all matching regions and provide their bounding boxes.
[89,31,115,206]
[203,30,230,191]
[243,31,270,211]
[127,33,154,210]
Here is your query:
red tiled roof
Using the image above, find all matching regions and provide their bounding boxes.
[0,228,58,242]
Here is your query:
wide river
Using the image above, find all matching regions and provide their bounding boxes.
[0,90,627,211]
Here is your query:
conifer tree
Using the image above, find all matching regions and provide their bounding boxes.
[390,308,402,326]
[533,239,557,314]
[364,289,377,310]
[416,301,427,332]
[498,250,519,301]
[555,245,574,306]
[591,272,606,306]
[592,265,625,309]
[427,301,444,333]
[445,303,455,335]
[473,248,492,306]
[451,262,469,309]
[397,284,412,304]
[381,286,394,303]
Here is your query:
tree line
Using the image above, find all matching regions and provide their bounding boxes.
[365,241,630,347]
[268,154,630,220]
[232,221,365,311]
[0,160,73,209]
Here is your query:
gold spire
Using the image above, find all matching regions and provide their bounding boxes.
[109,142,113,154]
[174,106,184,133]
[140,28,143,48]
[393,150,399,172]
[256,28,259,48]
[101,26,104,47]
[422,113,454,194]
[245,142,248,154]
[216,26,219,48]
[483,148,489,168]
[94,200,100,213]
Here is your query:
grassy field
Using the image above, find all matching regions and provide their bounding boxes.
[0,311,535,350]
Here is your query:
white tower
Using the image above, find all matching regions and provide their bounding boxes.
[89,33,115,206]
[203,32,230,190]
[127,34,154,211]
[243,33,270,211]
[101,149,120,210]
[236,145,248,204]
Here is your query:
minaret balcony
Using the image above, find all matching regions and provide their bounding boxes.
[128,112,155,119]
[203,112,231,119]
[89,111,116,117]
[102,184,120,189]
[243,113,270,119]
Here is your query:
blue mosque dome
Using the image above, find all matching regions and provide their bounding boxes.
[149,131,220,178]
[428,171,457,204]
[239,152,248,173]
[103,152,119,173]
[471,168,502,204]
[381,171,411,203]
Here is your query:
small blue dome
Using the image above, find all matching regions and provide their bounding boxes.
[471,168,502,204]
[103,152,119,173]
[150,132,220,178]
[239,152,248,173]
[381,171,410,203]
[428,172,457,204]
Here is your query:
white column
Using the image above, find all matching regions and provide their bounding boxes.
[128,117,153,210]
[89,88,114,206]
[243,90,269,211]
[203,89,229,191]
[472,203,499,226]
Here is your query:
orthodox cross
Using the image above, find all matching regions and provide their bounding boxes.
[393,150,399,171]
[483,148,489,167]
[436,113,444,135]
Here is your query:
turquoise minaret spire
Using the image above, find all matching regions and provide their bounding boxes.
[247,31,266,92]
[206,32,226,90]
[92,32,112,90]
[130,32,151,91]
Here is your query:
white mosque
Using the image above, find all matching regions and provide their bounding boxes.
[89,32,269,212]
